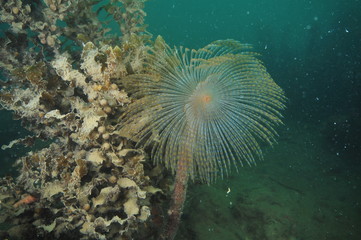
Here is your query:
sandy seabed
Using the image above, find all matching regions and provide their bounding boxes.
[176,118,361,240]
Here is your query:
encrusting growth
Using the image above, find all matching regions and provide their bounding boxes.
[122,36,286,239]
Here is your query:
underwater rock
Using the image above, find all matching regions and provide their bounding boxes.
[0,1,169,239]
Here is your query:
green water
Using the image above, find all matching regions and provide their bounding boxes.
[146,0,360,121]
[144,0,361,239]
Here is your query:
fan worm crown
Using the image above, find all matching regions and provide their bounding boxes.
[122,37,286,183]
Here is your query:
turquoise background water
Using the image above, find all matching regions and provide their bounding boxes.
[145,0,360,121]
[144,1,361,239]
[1,0,360,239]
[144,0,361,165]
